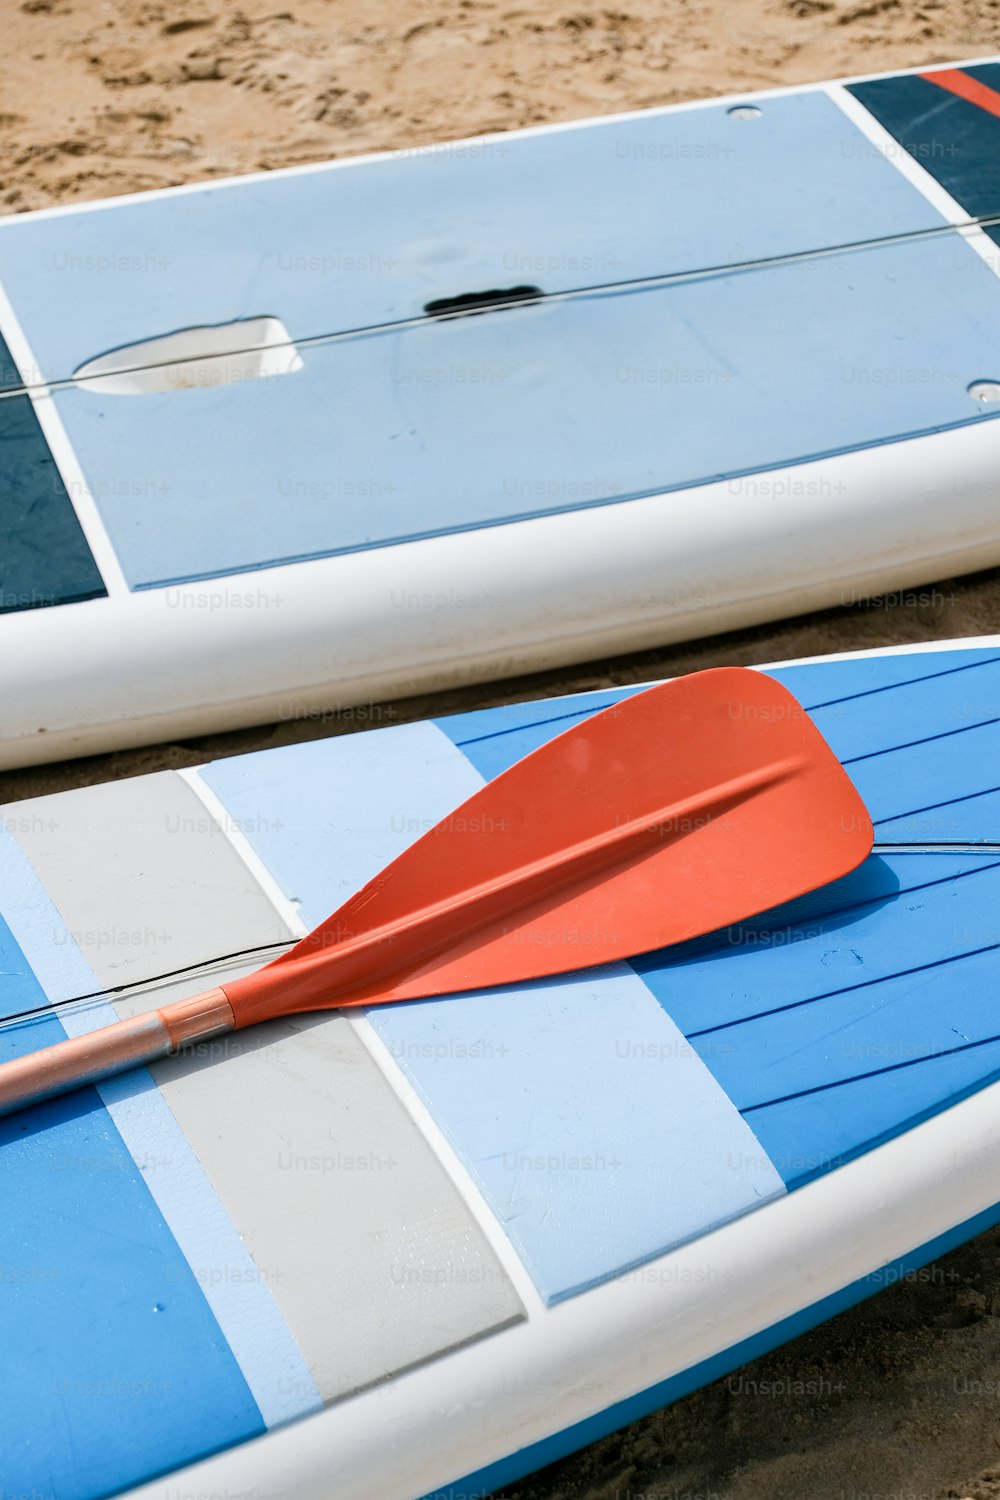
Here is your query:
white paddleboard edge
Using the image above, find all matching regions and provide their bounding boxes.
[123,1040,1000,1500]
[2,417,999,770]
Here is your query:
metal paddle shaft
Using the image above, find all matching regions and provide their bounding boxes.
[0,668,873,1115]
[0,992,234,1116]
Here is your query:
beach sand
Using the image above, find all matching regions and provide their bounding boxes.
[3,3,1000,1495]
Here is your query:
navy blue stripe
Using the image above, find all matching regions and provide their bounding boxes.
[849,64,1000,221]
[0,332,106,612]
[0,329,23,395]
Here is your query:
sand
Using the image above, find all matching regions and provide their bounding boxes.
[3,3,1000,1496]
[4,0,1000,213]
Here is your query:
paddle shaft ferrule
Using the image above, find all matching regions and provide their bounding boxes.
[0,990,235,1118]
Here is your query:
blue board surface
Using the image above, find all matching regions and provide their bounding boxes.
[2,77,1000,595]
[5,642,1000,1499]
[41,232,1000,588]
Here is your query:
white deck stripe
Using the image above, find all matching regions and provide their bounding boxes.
[828,82,1000,282]
[177,768,308,938]
[349,1011,548,1319]
[181,763,546,1318]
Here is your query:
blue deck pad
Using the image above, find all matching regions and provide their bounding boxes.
[770,645,1000,710]
[744,1031,1000,1184]
[639,850,1000,1123]
[0,831,264,1500]
[635,853,935,1033]
[202,723,785,1305]
[850,62,1000,246]
[0,89,946,389]
[0,328,105,612]
[767,652,1000,843]
[46,232,1000,589]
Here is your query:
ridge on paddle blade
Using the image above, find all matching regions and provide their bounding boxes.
[224,668,873,1025]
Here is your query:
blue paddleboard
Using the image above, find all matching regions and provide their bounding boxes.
[3,634,1000,1498]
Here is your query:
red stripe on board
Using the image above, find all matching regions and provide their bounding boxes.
[919,67,1000,119]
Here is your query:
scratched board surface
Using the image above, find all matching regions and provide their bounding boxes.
[2,62,1000,604]
[3,643,1000,1498]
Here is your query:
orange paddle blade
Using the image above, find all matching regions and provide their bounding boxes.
[225,667,873,1025]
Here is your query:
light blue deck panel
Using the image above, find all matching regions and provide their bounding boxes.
[0,90,946,388]
[43,233,1000,587]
